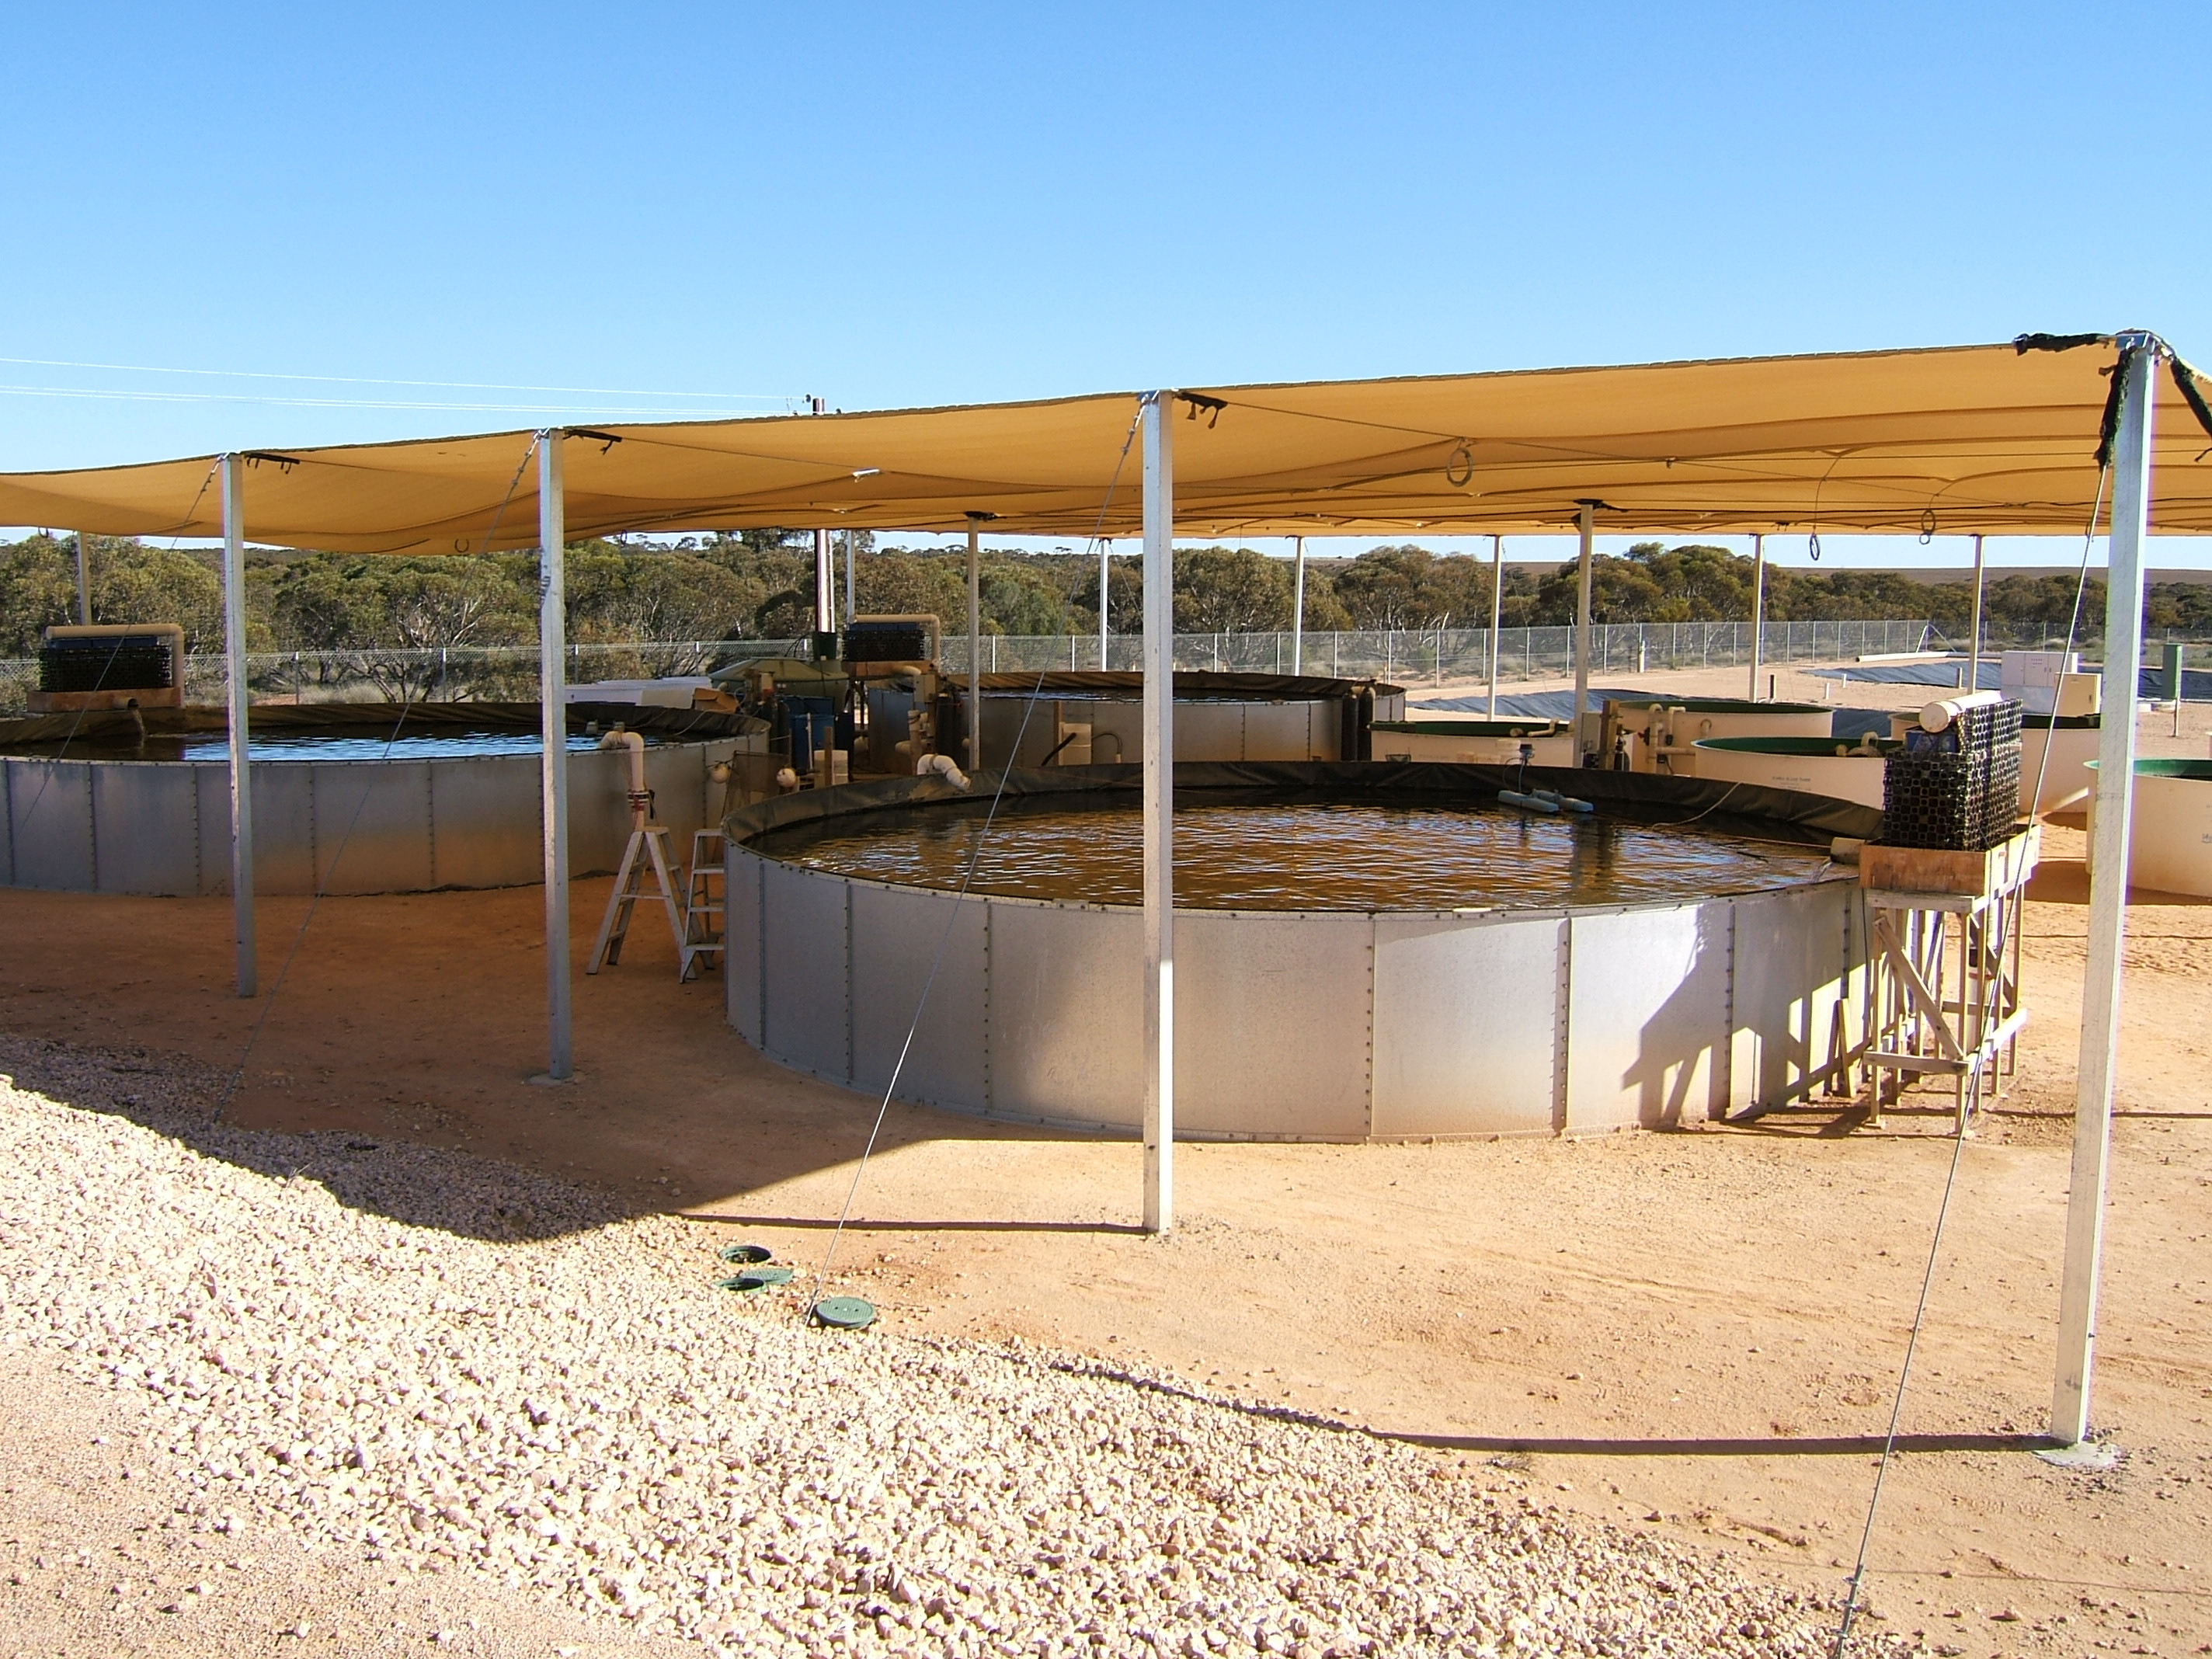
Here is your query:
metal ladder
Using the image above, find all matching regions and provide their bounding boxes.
[680,829,727,982]
[587,824,687,973]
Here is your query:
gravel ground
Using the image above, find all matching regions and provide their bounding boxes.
[0,1035,1908,1658]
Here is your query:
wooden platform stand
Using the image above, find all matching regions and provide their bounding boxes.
[587,788,686,975]
[1859,826,2039,1135]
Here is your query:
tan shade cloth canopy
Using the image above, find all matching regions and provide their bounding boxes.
[1,339,2205,552]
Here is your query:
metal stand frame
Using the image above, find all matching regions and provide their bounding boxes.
[1862,871,2028,1135]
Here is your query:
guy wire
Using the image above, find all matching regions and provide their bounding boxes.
[2025,463,2112,818]
[800,404,1146,1323]
[1833,463,2113,1654]
[1829,1118,1972,1655]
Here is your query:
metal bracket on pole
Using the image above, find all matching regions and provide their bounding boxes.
[1141,393,1175,1236]
[537,432,576,1083]
[221,456,256,998]
[2051,337,2158,1447]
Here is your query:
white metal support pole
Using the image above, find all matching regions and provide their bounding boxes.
[1290,536,1306,676]
[221,456,256,997]
[2052,342,2156,1448]
[843,529,855,628]
[813,529,834,639]
[1099,538,1112,670]
[538,433,575,1082]
[1573,503,1596,759]
[965,516,984,770]
[1748,533,1767,701]
[1140,392,1175,1236]
[1967,533,1988,693]
[75,530,93,624]
[1487,533,1504,715]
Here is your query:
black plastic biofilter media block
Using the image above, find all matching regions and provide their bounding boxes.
[39,634,176,694]
[843,621,932,663]
[1882,698,2024,852]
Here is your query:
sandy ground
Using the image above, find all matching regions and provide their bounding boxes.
[2,676,2210,1655]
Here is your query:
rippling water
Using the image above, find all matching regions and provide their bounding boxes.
[7,731,647,762]
[756,801,1829,912]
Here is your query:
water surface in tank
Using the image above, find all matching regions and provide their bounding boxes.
[756,800,1831,912]
[2,729,660,762]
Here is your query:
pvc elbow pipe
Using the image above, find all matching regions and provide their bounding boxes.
[918,753,971,791]
[595,728,647,794]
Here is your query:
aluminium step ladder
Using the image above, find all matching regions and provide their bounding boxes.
[588,822,687,974]
[680,828,727,982]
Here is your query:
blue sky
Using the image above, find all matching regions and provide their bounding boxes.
[5,1,2207,570]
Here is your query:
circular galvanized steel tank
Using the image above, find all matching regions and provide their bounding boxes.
[723,763,1880,1141]
[0,703,752,896]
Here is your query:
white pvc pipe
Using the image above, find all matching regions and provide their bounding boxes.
[1918,689,2002,732]
[1141,393,1175,1236]
[596,728,647,808]
[75,530,92,626]
[916,751,970,790]
[1290,535,1306,676]
[539,433,574,1081]
[221,456,255,998]
[2053,341,2155,1446]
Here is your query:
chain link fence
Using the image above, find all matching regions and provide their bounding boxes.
[993,619,1935,681]
[14,621,2210,718]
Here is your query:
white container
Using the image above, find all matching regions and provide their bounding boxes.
[2085,760,2212,897]
[2022,722,2099,815]
[1601,697,1833,777]
[1371,720,1575,766]
[1690,737,1892,809]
